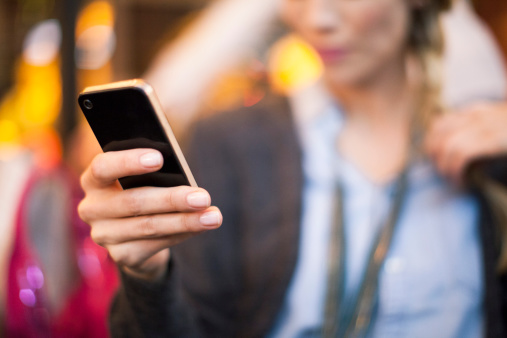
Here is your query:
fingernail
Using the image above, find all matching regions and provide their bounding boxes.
[200,211,222,227]
[187,192,211,208]
[139,152,162,167]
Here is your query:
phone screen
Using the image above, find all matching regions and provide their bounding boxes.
[78,86,191,189]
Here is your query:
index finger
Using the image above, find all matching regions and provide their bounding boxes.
[82,149,164,188]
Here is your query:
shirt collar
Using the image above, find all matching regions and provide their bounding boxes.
[288,81,338,126]
[288,81,345,143]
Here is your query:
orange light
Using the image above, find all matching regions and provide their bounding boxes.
[0,119,21,143]
[17,60,62,128]
[268,35,323,94]
[22,128,62,170]
[76,1,115,38]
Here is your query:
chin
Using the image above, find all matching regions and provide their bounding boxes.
[323,60,385,89]
[323,65,367,88]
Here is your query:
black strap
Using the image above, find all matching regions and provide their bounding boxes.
[322,164,410,338]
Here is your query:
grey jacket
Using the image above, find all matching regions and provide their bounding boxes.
[110,96,507,338]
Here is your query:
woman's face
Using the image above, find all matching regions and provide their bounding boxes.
[282,0,413,87]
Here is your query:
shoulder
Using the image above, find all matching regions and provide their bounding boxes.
[190,94,294,145]
[184,93,303,187]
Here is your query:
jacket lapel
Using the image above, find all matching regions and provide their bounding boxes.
[234,96,304,336]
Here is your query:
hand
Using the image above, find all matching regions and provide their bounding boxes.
[425,102,507,183]
[78,148,222,281]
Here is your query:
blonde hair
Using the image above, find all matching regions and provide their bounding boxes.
[408,0,450,127]
[412,0,507,272]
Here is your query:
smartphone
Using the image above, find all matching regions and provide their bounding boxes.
[78,79,197,189]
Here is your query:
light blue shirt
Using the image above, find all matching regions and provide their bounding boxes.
[269,87,483,337]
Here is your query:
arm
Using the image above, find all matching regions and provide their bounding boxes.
[144,0,279,134]
[110,261,200,338]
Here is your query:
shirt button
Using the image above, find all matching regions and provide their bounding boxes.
[385,257,405,274]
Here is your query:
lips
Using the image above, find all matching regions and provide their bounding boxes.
[315,48,348,63]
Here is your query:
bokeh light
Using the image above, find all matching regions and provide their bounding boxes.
[0,18,62,168]
[22,19,61,67]
[0,119,21,143]
[268,34,323,94]
[75,1,116,70]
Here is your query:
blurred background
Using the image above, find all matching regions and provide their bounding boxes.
[0,0,506,170]
[0,1,325,336]
[0,0,506,337]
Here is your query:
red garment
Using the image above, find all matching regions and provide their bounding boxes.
[6,167,118,338]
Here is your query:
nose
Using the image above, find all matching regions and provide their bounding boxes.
[304,0,339,33]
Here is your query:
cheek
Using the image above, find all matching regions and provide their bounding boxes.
[360,6,389,30]
[280,0,303,31]
[351,2,409,53]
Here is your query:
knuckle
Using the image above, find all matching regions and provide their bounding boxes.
[443,143,454,158]
[125,192,143,216]
[90,154,106,181]
[113,252,129,266]
[111,248,138,267]
[164,189,178,210]
[118,153,134,174]
[443,140,458,157]
[79,172,88,189]
[77,200,91,222]
[450,143,463,159]
[180,214,195,233]
[139,215,157,237]
[90,226,105,246]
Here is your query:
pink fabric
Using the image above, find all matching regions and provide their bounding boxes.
[6,167,118,338]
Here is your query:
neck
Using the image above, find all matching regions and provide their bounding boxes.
[327,55,418,184]
[325,56,414,131]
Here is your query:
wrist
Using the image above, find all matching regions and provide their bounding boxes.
[121,248,171,282]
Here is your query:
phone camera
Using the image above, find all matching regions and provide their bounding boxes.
[83,99,93,110]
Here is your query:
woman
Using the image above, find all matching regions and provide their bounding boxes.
[78,0,507,336]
